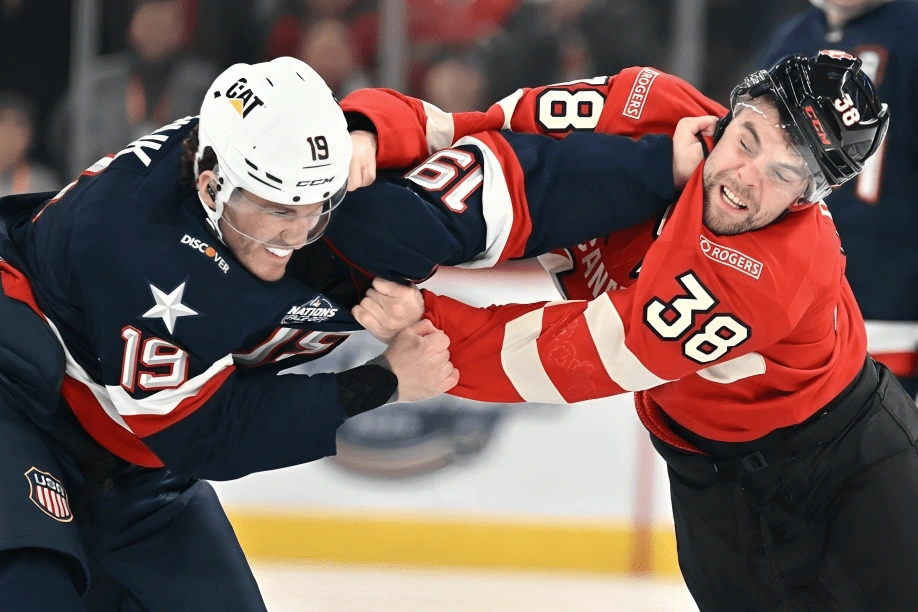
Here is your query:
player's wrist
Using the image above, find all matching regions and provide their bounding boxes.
[335,358,399,418]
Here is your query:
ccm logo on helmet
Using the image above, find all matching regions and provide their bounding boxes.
[225,77,265,118]
[804,106,832,146]
[181,235,230,273]
[296,177,335,187]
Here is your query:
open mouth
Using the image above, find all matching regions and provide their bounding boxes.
[265,246,293,259]
[720,185,748,213]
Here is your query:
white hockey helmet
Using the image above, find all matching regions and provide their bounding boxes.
[195,56,352,245]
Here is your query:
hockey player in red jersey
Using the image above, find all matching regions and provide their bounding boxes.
[348,54,918,610]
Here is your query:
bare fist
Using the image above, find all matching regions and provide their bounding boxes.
[347,130,378,191]
[672,115,719,189]
[384,320,459,402]
[352,278,425,344]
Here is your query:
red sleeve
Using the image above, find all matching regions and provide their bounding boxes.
[423,172,823,404]
[498,68,727,139]
[340,88,505,168]
[341,67,726,170]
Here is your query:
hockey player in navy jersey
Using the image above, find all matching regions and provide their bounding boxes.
[0,57,464,611]
[0,53,693,609]
[759,0,918,397]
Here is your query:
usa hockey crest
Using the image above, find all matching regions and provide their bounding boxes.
[24,467,73,522]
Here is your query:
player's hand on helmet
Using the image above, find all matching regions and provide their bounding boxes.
[672,115,719,189]
[384,320,459,401]
[352,278,425,344]
[347,130,378,191]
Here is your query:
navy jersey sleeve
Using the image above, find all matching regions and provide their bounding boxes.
[325,129,674,284]
[505,131,675,259]
[73,237,351,481]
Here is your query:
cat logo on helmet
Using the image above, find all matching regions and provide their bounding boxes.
[223,77,265,118]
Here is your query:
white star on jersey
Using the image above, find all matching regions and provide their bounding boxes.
[142,282,198,334]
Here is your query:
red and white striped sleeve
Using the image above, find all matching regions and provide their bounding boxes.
[421,174,832,405]
[340,88,505,168]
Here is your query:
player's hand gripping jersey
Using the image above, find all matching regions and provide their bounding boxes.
[343,68,868,444]
[0,118,370,479]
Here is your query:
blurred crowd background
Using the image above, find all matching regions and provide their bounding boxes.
[0,0,811,196]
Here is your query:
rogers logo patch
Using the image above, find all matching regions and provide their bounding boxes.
[699,236,763,279]
[622,68,661,120]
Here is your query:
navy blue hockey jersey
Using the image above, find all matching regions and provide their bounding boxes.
[326,128,677,287]
[0,117,363,479]
[0,115,675,479]
[759,0,918,379]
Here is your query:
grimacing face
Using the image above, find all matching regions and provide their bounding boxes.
[197,171,324,282]
[702,99,812,236]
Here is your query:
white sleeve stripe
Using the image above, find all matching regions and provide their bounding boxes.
[451,135,514,269]
[107,353,234,417]
[422,101,456,154]
[696,352,766,384]
[501,308,567,404]
[495,89,525,130]
[864,320,918,353]
[41,314,134,432]
[583,294,671,391]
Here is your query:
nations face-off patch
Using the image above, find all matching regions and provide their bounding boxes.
[24,467,73,522]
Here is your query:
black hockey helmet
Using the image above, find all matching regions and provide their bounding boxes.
[715,50,889,201]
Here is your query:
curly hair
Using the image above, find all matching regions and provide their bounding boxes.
[178,124,217,190]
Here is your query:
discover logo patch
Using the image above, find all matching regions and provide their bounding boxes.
[181,235,229,273]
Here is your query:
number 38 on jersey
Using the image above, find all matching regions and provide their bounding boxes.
[643,272,751,364]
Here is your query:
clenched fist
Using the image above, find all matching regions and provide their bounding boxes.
[384,320,459,402]
[352,278,425,344]
[672,115,719,189]
[347,130,378,191]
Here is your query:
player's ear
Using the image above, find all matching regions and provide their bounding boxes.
[197,170,218,211]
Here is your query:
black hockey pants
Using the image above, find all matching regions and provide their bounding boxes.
[652,358,918,612]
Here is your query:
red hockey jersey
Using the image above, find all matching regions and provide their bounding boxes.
[344,68,869,444]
